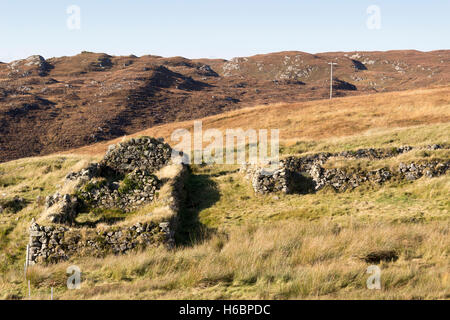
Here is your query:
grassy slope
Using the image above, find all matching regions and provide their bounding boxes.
[72,86,450,157]
[0,88,449,300]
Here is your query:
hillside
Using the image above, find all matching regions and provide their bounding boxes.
[1,50,449,162]
[73,86,450,156]
[0,88,449,300]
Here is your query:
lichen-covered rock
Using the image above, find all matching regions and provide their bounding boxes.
[101,137,172,174]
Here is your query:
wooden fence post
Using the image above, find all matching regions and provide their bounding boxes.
[24,244,29,278]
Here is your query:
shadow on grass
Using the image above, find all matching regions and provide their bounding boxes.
[74,208,127,228]
[175,173,220,246]
[0,197,30,214]
[290,172,317,195]
[74,216,126,228]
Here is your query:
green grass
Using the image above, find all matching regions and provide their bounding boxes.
[5,219,448,300]
[0,123,448,300]
[281,123,450,156]
[188,166,449,229]
[75,208,128,226]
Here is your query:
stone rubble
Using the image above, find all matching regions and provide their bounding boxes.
[243,145,449,194]
[398,161,448,181]
[65,162,102,183]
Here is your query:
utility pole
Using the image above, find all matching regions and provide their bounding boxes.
[328,62,337,99]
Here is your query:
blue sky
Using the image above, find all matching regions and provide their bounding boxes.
[1,0,449,62]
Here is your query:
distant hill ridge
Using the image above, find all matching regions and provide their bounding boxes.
[0,50,449,162]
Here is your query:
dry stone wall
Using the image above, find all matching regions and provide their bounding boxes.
[28,164,189,265]
[309,165,392,191]
[44,137,172,224]
[76,169,161,212]
[101,137,172,174]
[29,137,189,265]
[44,193,78,224]
[28,220,165,264]
[282,145,417,173]
[308,161,449,192]
[243,145,449,194]
[240,164,294,194]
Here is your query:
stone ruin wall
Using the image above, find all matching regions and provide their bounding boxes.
[242,145,450,194]
[44,137,172,224]
[27,137,190,265]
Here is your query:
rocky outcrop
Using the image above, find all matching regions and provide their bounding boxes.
[197,64,218,77]
[7,55,52,77]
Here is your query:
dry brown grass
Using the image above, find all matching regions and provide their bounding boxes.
[7,220,449,300]
[71,86,450,157]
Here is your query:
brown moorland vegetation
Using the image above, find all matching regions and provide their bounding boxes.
[1,50,449,162]
[73,85,450,156]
